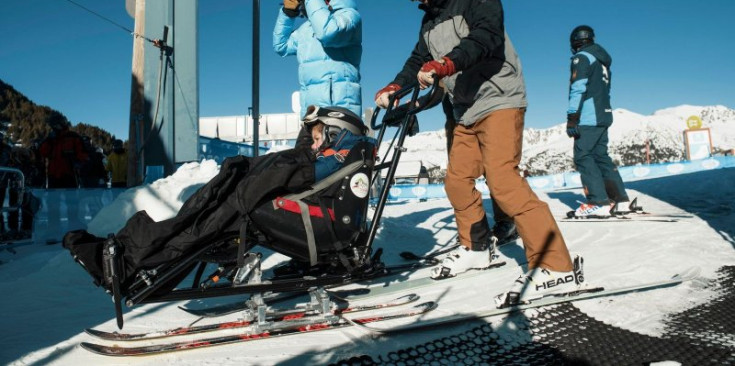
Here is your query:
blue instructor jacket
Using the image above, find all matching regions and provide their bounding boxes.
[567,43,613,127]
[273,0,362,118]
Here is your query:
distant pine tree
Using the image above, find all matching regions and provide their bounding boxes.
[0,79,121,150]
[71,122,117,152]
[609,142,686,166]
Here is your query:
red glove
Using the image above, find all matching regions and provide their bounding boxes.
[418,57,455,88]
[374,83,401,109]
[420,56,455,78]
[420,57,456,77]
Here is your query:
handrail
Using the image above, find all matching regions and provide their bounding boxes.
[0,167,25,213]
[370,76,444,131]
[361,77,443,263]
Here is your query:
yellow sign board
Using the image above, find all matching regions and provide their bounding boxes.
[686,115,702,129]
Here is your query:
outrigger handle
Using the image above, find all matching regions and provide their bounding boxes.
[370,75,443,131]
[362,76,442,263]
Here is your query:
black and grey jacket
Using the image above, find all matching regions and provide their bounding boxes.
[391,0,526,126]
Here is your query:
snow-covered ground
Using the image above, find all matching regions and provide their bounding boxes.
[1,161,734,365]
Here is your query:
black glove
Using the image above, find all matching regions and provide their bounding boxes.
[282,0,301,17]
[566,113,580,138]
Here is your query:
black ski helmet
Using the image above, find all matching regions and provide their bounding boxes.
[570,25,595,52]
[302,105,367,145]
[112,139,124,150]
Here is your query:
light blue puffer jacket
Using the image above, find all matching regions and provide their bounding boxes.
[273,0,362,118]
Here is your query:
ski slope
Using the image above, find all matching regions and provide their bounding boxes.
[0,161,733,365]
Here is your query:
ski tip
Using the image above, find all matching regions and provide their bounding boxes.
[85,327,141,341]
[84,328,112,339]
[397,293,420,302]
[177,304,231,317]
[80,342,122,356]
[399,251,421,260]
[177,305,201,315]
[416,301,438,312]
[675,266,702,280]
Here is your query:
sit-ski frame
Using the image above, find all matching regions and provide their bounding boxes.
[106,81,444,329]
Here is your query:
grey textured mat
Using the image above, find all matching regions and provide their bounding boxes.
[333,266,735,365]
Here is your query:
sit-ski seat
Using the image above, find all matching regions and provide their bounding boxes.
[248,140,376,270]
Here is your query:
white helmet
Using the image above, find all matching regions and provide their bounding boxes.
[302,105,367,144]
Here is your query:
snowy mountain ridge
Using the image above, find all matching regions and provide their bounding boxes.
[391,105,735,176]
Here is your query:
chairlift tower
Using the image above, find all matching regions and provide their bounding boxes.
[126,0,199,183]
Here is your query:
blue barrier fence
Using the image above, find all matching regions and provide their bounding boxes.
[145,137,270,183]
[13,156,732,244]
[199,137,269,163]
[384,156,735,201]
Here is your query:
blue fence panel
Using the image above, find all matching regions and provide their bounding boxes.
[199,137,269,163]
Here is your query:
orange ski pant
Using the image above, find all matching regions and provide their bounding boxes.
[445,108,573,272]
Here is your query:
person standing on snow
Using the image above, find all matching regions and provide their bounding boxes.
[0,138,12,239]
[39,112,89,238]
[374,0,581,304]
[273,0,362,149]
[566,25,631,217]
[39,114,88,189]
[106,139,128,188]
[442,96,518,246]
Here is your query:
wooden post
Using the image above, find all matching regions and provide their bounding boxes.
[127,0,146,187]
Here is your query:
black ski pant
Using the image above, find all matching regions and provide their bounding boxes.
[573,126,629,205]
[8,186,34,232]
[116,149,315,276]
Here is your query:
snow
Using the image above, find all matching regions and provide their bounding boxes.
[86,160,220,236]
[1,109,734,365]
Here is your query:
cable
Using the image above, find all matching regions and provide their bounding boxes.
[63,0,155,43]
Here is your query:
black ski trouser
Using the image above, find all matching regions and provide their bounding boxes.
[117,149,315,274]
[8,186,34,231]
[573,126,629,205]
[0,176,7,233]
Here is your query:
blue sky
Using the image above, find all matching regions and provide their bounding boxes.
[1,0,733,140]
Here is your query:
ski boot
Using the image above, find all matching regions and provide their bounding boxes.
[495,256,585,308]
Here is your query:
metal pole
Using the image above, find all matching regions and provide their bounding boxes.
[165,1,175,175]
[252,0,260,156]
